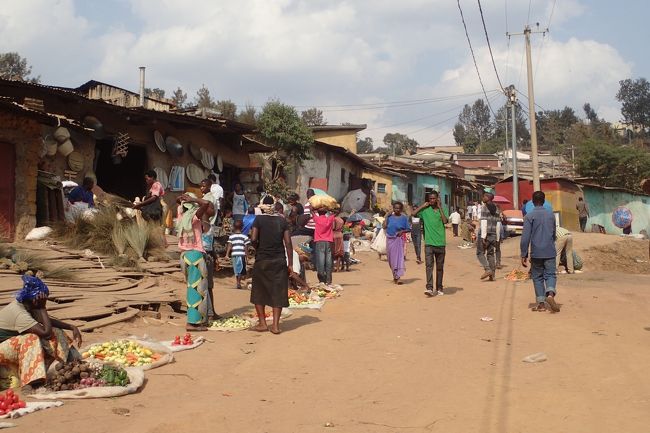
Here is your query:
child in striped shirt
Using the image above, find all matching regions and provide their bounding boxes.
[225,220,251,289]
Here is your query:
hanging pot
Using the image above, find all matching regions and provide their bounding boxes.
[44,135,58,156]
[58,139,74,156]
[53,127,70,143]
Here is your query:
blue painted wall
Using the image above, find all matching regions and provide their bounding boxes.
[583,186,650,234]
[416,174,453,213]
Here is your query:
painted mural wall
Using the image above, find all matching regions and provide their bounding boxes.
[583,186,650,235]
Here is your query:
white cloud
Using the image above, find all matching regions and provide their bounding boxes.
[0,0,637,148]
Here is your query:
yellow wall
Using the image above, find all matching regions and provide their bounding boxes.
[313,130,357,153]
[545,189,581,232]
[364,171,393,210]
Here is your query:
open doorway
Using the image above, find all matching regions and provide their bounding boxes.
[0,142,15,240]
[94,139,147,201]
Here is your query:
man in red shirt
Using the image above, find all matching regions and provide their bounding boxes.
[311,207,335,285]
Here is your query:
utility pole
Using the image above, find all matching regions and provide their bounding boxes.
[508,24,547,192]
[503,111,509,176]
[508,85,519,209]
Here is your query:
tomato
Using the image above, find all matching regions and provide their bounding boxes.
[0,410,5,416]
[0,395,4,402]
[5,390,12,397]
[18,401,26,409]
[0,402,8,411]
[10,403,19,411]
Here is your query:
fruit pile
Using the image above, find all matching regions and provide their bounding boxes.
[47,360,130,391]
[210,316,251,330]
[0,390,26,416]
[83,340,162,367]
[504,269,529,281]
[172,333,194,346]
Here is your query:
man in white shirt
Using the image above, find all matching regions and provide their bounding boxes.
[208,174,224,218]
[449,208,462,237]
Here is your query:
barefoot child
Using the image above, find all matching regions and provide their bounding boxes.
[226,220,251,289]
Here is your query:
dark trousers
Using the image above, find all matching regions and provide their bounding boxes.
[579,217,588,232]
[452,224,459,237]
[411,225,422,261]
[425,246,446,290]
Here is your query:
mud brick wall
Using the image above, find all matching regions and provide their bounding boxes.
[0,111,41,239]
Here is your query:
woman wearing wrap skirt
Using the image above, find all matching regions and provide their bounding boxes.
[332,215,345,271]
[383,202,411,284]
[0,275,82,391]
[176,193,210,331]
[250,199,293,334]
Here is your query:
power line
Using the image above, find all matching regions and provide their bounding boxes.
[515,88,546,112]
[477,0,505,92]
[534,0,556,81]
[456,0,498,117]
[504,0,511,85]
[363,97,496,132]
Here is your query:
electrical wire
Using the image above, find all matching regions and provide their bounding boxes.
[456,0,498,117]
[534,0,557,80]
[477,0,505,92]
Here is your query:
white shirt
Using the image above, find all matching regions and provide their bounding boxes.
[449,212,461,225]
[210,184,224,210]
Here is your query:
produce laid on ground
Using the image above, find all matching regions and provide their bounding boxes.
[0,389,26,416]
[46,360,130,392]
[210,316,251,330]
[171,333,194,346]
[504,269,530,281]
[83,340,162,367]
[288,289,326,308]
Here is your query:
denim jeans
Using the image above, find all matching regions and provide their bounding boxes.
[411,224,422,261]
[531,258,557,303]
[485,237,498,272]
[476,234,489,271]
[425,245,445,290]
[314,241,333,284]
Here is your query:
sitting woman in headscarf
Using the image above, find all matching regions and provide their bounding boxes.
[0,275,82,391]
[176,192,211,331]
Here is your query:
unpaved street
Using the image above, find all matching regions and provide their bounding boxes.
[20,232,650,433]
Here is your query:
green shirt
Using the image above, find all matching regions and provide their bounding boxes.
[419,206,447,246]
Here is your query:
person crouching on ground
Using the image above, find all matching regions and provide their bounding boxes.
[0,275,82,392]
[479,202,502,281]
[520,191,560,313]
[250,196,293,334]
[176,193,211,331]
[226,220,251,289]
[383,202,411,284]
[311,206,335,286]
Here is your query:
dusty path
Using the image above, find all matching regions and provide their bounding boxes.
[19,232,650,433]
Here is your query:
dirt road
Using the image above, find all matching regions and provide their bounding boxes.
[19,232,650,433]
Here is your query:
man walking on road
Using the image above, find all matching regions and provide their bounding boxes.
[521,191,560,313]
[449,207,461,237]
[415,192,448,297]
[576,197,590,232]
[479,202,502,281]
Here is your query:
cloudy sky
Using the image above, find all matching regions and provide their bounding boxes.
[1,0,648,147]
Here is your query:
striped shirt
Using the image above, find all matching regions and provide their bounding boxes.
[227,233,250,257]
[556,226,570,238]
[303,201,316,230]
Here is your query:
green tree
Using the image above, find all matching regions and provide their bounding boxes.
[144,88,165,100]
[237,104,257,125]
[616,78,650,131]
[215,99,237,119]
[453,99,493,153]
[536,106,579,154]
[195,84,215,109]
[356,137,374,154]
[170,87,187,109]
[482,102,530,154]
[257,100,314,162]
[0,52,39,82]
[383,132,419,156]
[576,139,650,191]
[301,107,326,126]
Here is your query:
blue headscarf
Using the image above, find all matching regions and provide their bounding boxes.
[16,275,49,303]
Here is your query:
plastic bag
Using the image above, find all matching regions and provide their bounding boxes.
[24,226,52,241]
[30,368,144,400]
[371,228,387,255]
